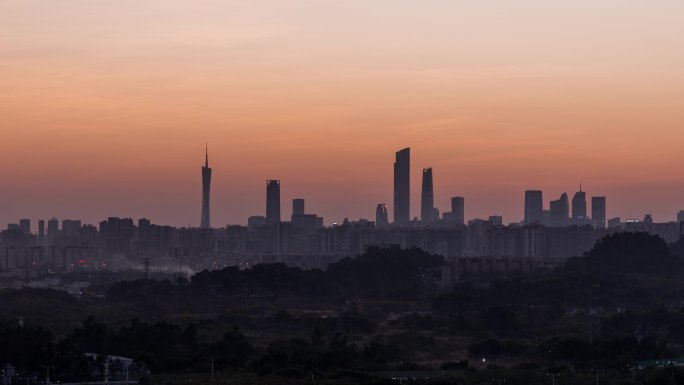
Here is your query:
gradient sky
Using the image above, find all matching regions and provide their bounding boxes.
[1,0,683,228]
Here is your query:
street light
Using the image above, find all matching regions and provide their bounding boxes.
[591,369,604,385]
[42,366,52,385]
[124,361,129,385]
[210,359,214,379]
[627,365,636,384]
[547,373,560,385]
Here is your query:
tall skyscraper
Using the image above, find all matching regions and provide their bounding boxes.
[451,197,465,225]
[678,210,684,223]
[292,198,305,217]
[47,217,59,244]
[38,220,45,244]
[550,193,569,227]
[266,180,281,224]
[592,196,607,229]
[572,186,587,220]
[421,167,434,223]
[393,147,410,225]
[524,190,543,225]
[19,219,30,236]
[375,204,388,227]
[200,145,212,229]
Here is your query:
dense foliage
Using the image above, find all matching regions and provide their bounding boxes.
[566,232,684,274]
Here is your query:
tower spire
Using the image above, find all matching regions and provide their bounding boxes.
[200,143,212,229]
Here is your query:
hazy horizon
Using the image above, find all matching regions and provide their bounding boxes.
[2,1,683,227]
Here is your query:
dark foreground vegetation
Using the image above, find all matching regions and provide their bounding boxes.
[2,232,684,384]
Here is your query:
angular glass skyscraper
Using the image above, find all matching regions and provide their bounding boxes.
[524,190,543,225]
[375,204,388,227]
[200,146,212,229]
[550,193,570,227]
[266,180,281,224]
[572,186,587,220]
[393,147,410,225]
[421,168,434,223]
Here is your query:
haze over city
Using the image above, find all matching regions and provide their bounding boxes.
[2,0,683,227]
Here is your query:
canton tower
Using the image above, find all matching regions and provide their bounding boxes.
[200,145,212,229]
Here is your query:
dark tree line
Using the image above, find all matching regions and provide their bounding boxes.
[3,233,684,384]
[107,247,446,309]
[565,232,684,274]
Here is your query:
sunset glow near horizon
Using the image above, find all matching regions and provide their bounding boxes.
[1,0,683,227]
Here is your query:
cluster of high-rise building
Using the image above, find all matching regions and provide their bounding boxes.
[386,148,464,226]
[196,146,671,233]
[0,146,682,276]
[525,188,606,229]
[2,211,682,276]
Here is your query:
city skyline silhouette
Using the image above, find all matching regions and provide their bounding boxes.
[1,144,681,229]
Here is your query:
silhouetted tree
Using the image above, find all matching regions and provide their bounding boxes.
[566,232,682,274]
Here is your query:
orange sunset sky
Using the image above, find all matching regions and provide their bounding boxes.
[1,0,683,228]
